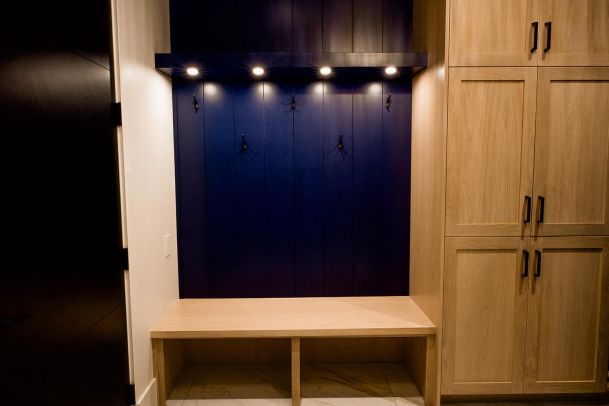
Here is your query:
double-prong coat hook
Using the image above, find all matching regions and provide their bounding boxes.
[385,93,392,111]
[238,134,249,157]
[290,94,297,112]
[192,94,200,113]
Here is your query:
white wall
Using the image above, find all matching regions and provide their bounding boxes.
[112,0,179,403]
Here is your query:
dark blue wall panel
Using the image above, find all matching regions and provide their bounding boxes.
[352,82,383,295]
[293,83,325,296]
[174,81,208,297]
[174,79,411,298]
[380,81,412,295]
[203,83,238,297]
[234,83,267,297]
[323,83,354,295]
[264,83,296,296]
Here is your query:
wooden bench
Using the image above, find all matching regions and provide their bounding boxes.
[151,296,437,406]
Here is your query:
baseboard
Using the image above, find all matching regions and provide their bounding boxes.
[136,379,157,406]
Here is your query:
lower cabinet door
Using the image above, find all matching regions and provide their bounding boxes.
[442,237,530,394]
[525,237,609,393]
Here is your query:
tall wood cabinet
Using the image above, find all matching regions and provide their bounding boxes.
[441,0,609,396]
[449,0,609,67]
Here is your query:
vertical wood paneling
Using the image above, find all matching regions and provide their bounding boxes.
[264,82,295,296]
[198,0,241,52]
[353,0,383,52]
[293,0,323,52]
[294,82,325,296]
[352,82,383,295]
[175,81,208,298]
[323,0,354,52]
[323,82,354,295]
[204,82,237,297]
[381,80,411,295]
[383,0,413,52]
[260,0,293,51]
[234,82,267,297]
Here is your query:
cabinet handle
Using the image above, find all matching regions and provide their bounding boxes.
[524,195,532,224]
[537,196,545,223]
[534,250,542,277]
[543,22,552,53]
[531,22,539,53]
[522,250,530,277]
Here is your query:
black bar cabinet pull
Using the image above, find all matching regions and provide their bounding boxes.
[531,22,539,53]
[534,250,542,277]
[543,22,552,53]
[522,250,530,277]
[524,196,532,223]
[537,196,545,223]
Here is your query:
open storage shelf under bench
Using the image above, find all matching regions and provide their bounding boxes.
[151,296,437,406]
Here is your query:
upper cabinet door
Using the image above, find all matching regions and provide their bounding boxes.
[525,237,609,393]
[443,237,529,394]
[533,68,609,236]
[446,68,537,236]
[539,0,609,66]
[449,0,540,66]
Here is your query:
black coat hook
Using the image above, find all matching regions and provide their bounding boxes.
[385,93,392,111]
[337,133,344,151]
[192,94,200,113]
[290,94,297,111]
[238,134,249,157]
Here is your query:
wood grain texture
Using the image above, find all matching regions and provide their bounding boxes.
[411,0,448,403]
[322,0,353,52]
[153,338,185,406]
[185,338,291,364]
[292,0,322,52]
[539,0,609,66]
[525,237,609,393]
[533,68,609,236]
[443,237,529,394]
[353,0,383,52]
[150,296,435,338]
[449,0,540,66]
[292,338,301,406]
[301,337,408,363]
[446,67,537,237]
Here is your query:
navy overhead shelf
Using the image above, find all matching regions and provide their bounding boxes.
[155,52,428,80]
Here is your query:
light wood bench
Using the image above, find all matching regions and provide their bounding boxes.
[151,296,437,406]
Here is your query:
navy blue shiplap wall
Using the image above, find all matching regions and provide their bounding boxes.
[174,80,411,298]
[170,0,413,297]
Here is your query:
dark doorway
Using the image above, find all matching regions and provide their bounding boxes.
[0,1,130,405]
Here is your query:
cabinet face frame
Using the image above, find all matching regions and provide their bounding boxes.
[525,236,609,393]
[532,67,609,236]
[442,237,530,394]
[446,68,537,237]
[538,0,609,67]
[448,0,540,66]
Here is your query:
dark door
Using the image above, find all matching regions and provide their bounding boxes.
[0,1,130,405]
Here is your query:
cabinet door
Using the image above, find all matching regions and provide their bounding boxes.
[442,237,530,394]
[446,68,537,236]
[525,237,609,393]
[533,68,609,236]
[449,0,540,66]
[539,0,609,66]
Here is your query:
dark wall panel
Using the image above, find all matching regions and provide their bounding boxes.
[353,0,383,52]
[380,81,411,295]
[323,0,353,52]
[204,83,238,297]
[293,83,325,296]
[234,83,267,296]
[383,0,414,52]
[352,82,383,295]
[264,83,296,296]
[175,82,208,297]
[293,0,323,52]
[322,83,354,295]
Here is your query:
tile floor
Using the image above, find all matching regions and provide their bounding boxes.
[165,362,609,406]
